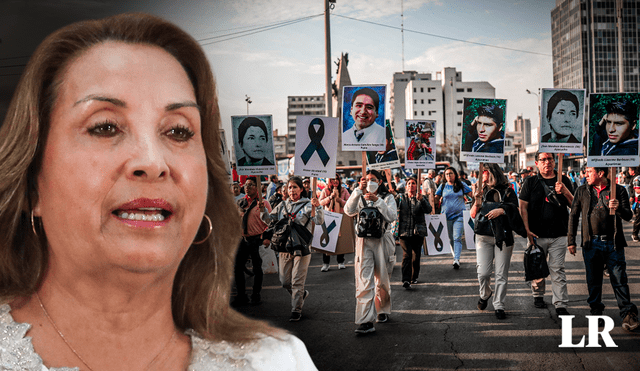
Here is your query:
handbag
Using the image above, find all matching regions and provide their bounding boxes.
[267,201,312,254]
[523,241,550,281]
[473,188,502,236]
[413,224,428,237]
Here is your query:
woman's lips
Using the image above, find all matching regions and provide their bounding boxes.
[112,198,174,227]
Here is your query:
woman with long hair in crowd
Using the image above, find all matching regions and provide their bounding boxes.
[318,176,350,271]
[264,176,323,322]
[470,163,525,320]
[435,167,473,269]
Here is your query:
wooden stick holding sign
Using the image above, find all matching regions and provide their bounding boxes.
[361,152,367,179]
[310,177,317,219]
[557,154,563,184]
[610,167,616,216]
[476,162,484,205]
[385,169,393,193]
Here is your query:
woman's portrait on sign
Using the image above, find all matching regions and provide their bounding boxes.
[540,89,584,144]
[233,115,276,167]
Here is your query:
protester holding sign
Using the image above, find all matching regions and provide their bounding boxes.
[395,176,432,289]
[318,177,351,271]
[344,170,397,334]
[263,177,323,322]
[470,164,525,320]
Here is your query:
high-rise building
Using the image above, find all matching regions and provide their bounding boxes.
[286,95,326,156]
[552,0,640,93]
[390,71,434,135]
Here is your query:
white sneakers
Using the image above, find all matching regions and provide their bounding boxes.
[321,264,330,272]
[338,263,346,269]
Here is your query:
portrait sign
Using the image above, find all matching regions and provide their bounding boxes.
[424,214,451,256]
[277,158,290,177]
[231,115,277,176]
[366,120,401,171]
[294,116,339,178]
[463,210,475,250]
[587,93,640,167]
[539,89,585,154]
[311,210,343,254]
[219,129,232,183]
[460,98,507,164]
[341,85,387,151]
[404,119,436,170]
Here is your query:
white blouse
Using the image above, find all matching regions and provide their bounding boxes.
[0,304,317,371]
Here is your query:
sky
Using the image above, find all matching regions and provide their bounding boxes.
[1,0,557,143]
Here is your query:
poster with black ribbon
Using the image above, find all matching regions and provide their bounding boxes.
[424,214,452,256]
[463,210,476,250]
[294,116,339,178]
[311,210,343,253]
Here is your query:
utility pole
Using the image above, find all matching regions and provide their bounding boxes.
[324,0,335,117]
[616,0,624,92]
[401,0,405,72]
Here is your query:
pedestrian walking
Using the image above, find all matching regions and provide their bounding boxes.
[318,176,350,271]
[435,167,472,269]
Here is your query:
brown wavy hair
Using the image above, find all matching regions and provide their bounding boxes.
[0,13,278,343]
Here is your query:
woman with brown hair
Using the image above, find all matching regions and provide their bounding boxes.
[0,13,315,370]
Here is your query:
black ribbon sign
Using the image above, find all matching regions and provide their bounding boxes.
[429,222,444,252]
[320,220,337,247]
[301,118,330,166]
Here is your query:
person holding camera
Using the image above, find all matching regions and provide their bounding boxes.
[344,170,397,334]
[518,152,573,315]
[263,177,323,322]
[396,176,432,289]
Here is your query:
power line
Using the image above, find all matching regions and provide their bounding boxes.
[332,13,552,57]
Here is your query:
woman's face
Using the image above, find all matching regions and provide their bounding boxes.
[444,170,456,184]
[241,125,267,161]
[604,113,634,144]
[549,100,577,136]
[35,42,208,274]
[476,116,499,142]
[406,179,417,194]
[288,181,302,201]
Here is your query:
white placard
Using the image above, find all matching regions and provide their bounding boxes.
[341,85,387,151]
[538,89,586,154]
[463,210,476,250]
[404,119,436,170]
[366,120,401,171]
[294,116,339,178]
[232,115,277,176]
[311,210,343,253]
[424,214,451,255]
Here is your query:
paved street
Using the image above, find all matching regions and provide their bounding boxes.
[235,223,640,371]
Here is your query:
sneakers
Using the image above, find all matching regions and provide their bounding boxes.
[632,235,640,242]
[622,312,639,331]
[338,263,346,269]
[534,297,548,309]
[411,280,419,284]
[495,309,506,320]
[555,307,571,316]
[355,322,375,334]
[402,281,412,289]
[289,312,302,322]
[453,260,460,269]
[250,293,261,305]
[477,291,492,311]
[376,313,389,323]
[321,264,330,272]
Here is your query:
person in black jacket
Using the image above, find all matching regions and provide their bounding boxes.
[395,176,432,289]
[470,163,526,320]
[568,167,639,331]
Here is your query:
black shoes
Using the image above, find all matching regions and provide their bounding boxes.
[355,322,376,334]
[534,297,547,309]
[289,312,302,322]
[231,294,250,307]
[477,291,492,311]
[403,281,412,289]
[555,307,571,316]
[250,293,261,305]
[495,309,506,320]
[377,313,389,323]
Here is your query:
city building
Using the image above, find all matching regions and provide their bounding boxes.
[286,95,326,156]
[552,0,640,94]
[272,129,288,160]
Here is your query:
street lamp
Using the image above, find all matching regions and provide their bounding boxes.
[526,88,541,145]
[245,95,252,115]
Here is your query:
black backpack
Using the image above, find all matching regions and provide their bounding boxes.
[356,195,386,238]
[268,202,313,253]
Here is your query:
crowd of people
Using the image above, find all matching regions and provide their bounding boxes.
[231,156,640,335]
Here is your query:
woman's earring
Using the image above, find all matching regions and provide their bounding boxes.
[30,210,39,237]
[193,214,213,245]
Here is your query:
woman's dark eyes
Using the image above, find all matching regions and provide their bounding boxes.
[166,125,195,142]
[88,122,120,137]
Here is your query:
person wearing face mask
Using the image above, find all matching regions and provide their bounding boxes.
[344,170,397,334]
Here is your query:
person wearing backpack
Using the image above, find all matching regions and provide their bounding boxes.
[518,152,574,316]
[263,176,323,322]
[395,176,432,289]
[344,170,397,334]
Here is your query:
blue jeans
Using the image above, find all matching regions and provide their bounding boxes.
[447,215,464,261]
[582,238,637,319]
